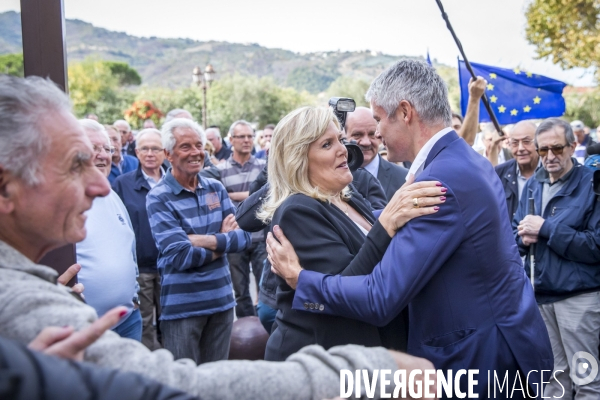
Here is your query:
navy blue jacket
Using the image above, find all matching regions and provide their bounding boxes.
[293,131,552,395]
[495,159,520,221]
[109,155,139,184]
[513,160,600,303]
[112,166,159,274]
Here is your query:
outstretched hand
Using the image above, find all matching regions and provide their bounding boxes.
[28,306,128,361]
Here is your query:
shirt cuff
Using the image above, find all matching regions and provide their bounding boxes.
[214,233,227,253]
[539,219,553,239]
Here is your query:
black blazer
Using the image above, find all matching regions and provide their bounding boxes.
[495,159,519,222]
[264,193,393,361]
[376,155,409,201]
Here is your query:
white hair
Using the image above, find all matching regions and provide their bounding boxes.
[0,75,71,186]
[366,59,452,127]
[228,120,254,137]
[113,119,131,131]
[161,118,206,152]
[79,119,110,145]
[136,128,162,146]
[165,109,193,123]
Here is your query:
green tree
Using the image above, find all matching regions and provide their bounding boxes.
[105,61,142,86]
[207,74,315,132]
[67,58,138,123]
[564,88,600,127]
[286,66,339,94]
[325,76,371,107]
[525,0,600,77]
[0,53,24,76]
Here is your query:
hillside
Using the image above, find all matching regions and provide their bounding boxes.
[0,11,434,92]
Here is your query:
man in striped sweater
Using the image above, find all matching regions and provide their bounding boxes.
[147,118,251,365]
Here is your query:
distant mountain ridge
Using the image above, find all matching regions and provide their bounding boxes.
[0,10,429,92]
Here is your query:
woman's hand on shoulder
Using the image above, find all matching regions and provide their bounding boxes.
[379,174,447,237]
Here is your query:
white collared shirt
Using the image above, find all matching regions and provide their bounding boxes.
[141,166,165,189]
[363,153,381,178]
[408,127,454,179]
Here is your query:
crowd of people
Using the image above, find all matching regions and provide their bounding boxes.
[0,57,599,399]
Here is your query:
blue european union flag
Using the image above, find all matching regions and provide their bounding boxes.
[458,60,567,124]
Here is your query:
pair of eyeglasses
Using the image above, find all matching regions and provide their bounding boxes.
[509,138,533,148]
[536,144,567,157]
[92,145,115,155]
[138,147,164,154]
[232,135,255,140]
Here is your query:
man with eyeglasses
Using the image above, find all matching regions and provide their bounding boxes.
[201,120,267,318]
[106,125,139,184]
[495,120,539,221]
[76,119,142,342]
[113,128,165,350]
[513,118,600,399]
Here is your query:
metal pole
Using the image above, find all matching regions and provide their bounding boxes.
[434,0,504,137]
[528,194,536,290]
[202,81,208,130]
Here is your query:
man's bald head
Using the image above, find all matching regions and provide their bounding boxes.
[346,107,380,167]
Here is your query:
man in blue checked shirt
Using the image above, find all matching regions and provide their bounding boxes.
[147,118,251,365]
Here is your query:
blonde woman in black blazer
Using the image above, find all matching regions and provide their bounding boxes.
[258,106,444,361]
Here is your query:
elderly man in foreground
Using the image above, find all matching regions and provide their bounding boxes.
[0,75,431,399]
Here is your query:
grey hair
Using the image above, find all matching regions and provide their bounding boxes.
[205,127,221,138]
[535,118,575,147]
[228,120,254,137]
[0,75,71,186]
[113,119,131,131]
[165,109,193,123]
[161,118,206,152]
[365,59,452,127]
[135,128,162,146]
[79,119,110,145]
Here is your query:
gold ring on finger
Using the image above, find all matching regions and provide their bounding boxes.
[412,197,420,208]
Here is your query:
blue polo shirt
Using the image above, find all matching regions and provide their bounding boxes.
[146,170,251,320]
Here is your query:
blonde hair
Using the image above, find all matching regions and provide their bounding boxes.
[257,106,350,223]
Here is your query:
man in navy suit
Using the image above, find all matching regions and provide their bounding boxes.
[268,60,553,398]
[346,107,408,201]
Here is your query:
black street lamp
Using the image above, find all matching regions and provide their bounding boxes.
[192,64,216,129]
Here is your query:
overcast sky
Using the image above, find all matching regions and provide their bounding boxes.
[2,0,595,86]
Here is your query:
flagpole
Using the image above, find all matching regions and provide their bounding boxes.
[434,0,505,137]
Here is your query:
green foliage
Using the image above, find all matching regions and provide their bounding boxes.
[209,74,315,131]
[325,76,371,107]
[67,58,137,123]
[0,53,23,76]
[105,61,142,86]
[564,88,600,127]
[286,66,339,94]
[525,0,600,78]
[436,65,461,113]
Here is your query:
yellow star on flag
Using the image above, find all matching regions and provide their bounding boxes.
[489,73,497,79]
[533,96,541,104]
[510,109,518,116]
[526,72,533,78]
[498,105,507,113]
[486,84,494,91]
[523,105,532,112]
[490,95,498,103]
[513,68,521,75]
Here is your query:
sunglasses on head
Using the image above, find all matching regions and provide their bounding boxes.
[536,144,567,157]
